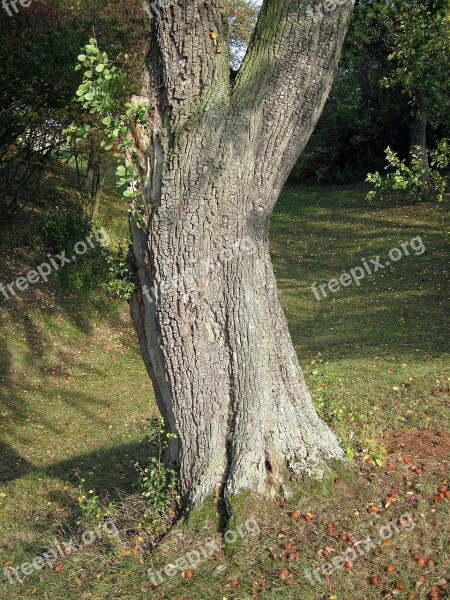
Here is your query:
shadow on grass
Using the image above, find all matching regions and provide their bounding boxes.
[0,239,142,419]
[0,438,156,494]
[270,186,449,360]
[0,440,158,570]
[44,438,156,494]
[0,440,34,485]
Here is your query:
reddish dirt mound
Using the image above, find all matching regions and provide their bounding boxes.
[384,429,450,463]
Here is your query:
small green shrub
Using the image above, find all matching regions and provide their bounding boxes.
[136,418,178,513]
[133,418,179,544]
[138,455,178,513]
[66,38,149,225]
[42,203,110,291]
[103,244,136,300]
[76,478,114,526]
[366,140,449,203]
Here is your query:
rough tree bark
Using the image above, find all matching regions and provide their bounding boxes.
[129,0,354,511]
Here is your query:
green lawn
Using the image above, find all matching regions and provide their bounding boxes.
[0,173,448,599]
[271,185,449,460]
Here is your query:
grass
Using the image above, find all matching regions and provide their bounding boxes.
[0,172,448,599]
[271,184,449,461]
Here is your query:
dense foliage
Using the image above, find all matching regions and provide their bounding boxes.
[0,0,148,221]
[293,0,450,183]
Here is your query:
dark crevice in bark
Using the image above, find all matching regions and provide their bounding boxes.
[217,312,237,529]
[229,68,238,90]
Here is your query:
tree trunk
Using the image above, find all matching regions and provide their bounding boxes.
[409,113,428,169]
[129,0,354,510]
[409,89,430,189]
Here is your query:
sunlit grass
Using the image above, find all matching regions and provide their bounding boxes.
[0,174,448,599]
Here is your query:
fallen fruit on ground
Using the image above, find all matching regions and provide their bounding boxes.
[386,565,396,573]
[417,557,427,566]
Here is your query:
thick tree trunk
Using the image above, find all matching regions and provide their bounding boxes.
[130,186,343,507]
[129,0,353,510]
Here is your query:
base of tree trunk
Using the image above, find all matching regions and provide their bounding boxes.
[130,223,344,512]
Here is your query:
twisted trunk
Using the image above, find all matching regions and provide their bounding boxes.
[129,0,353,509]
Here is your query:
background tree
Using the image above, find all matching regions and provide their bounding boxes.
[0,0,147,222]
[380,0,449,170]
[293,0,449,183]
[126,0,354,512]
[228,0,260,69]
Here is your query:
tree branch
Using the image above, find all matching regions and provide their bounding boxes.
[145,0,231,130]
[233,0,354,197]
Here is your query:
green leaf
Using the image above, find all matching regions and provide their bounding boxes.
[116,165,126,176]
[77,54,87,62]
[102,116,112,126]
[95,64,105,73]
[86,45,99,55]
